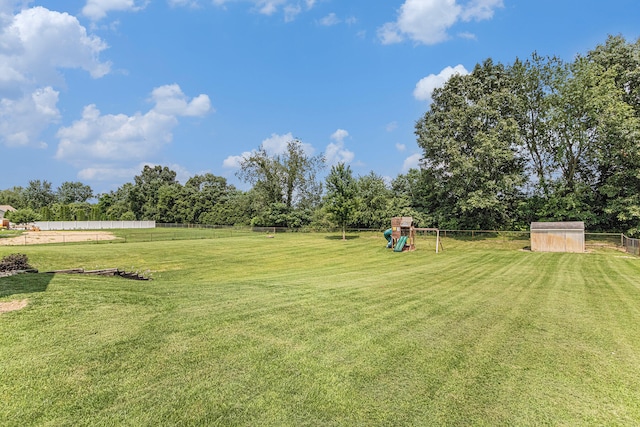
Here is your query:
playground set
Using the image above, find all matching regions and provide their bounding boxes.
[384,216,441,253]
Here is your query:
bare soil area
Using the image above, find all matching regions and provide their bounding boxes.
[0,299,28,314]
[0,231,117,246]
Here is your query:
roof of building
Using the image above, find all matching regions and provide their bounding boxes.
[530,221,585,231]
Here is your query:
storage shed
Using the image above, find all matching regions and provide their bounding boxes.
[530,221,585,253]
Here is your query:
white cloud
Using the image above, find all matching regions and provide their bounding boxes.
[386,121,398,132]
[222,151,252,169]
[261,132,293,155]
[55,84,211,165]
[414,64,468,102]
[150,84,212,116]
[402,153,422,172]
[325,129,354,165]
[283,4,301,22]
[78,164,141,181]
[82,0,148,21]
[461,0,503,21]
[0,87,59,148]
[9,7,111,81]
[208,0,316,21]
[325,142,354,165]
[262,132,314,155]
[0,6,110,148]
[395,143,406,152]
[319,12,340,26]
[254,0,286,16]
[378,0,503,45]
[168,0,200,7]
[330,129,348,144]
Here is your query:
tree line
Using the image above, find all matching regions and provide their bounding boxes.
[2,36,639,235]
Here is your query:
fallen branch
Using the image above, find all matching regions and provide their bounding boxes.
[45,268,150,280]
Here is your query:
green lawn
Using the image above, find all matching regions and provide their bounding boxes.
[1,232,639,426]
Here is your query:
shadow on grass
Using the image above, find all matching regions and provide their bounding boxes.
[0,273,53,298]
[324,235,361,241]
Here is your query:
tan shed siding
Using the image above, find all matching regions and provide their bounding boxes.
[530,222,585,253]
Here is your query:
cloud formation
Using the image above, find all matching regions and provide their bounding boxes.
[325,129,354,165]
[378,0,503,45]
[0,5,110,148]
[55,84,211,177]
[82,0,148,21]
[207,0,316,21]
[402,153,422,172]
[414,64,469,102]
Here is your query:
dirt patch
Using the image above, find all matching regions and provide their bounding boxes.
[0,231,117,246]
[0,299,28,314]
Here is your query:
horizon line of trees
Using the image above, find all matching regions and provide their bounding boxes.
[2,35,639,235]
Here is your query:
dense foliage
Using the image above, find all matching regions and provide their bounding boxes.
[1,36,639,234]
[416,35,640,233]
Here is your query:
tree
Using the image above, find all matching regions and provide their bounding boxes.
[585,36,640,233]
[353,172,392,229]
[389,169,434,227]
[510,53,558,196]
[98,183,135,220]
[6,208,41,225]
[324,163,358,240]
[23,180,55,210]
[56,181,94,204]
[0,186,25,209]
[184,173,237,224]
[416,59,526,229]
[237,139,325,227]
[130,165,178,220]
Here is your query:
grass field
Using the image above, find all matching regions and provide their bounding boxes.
[1,231,640,426]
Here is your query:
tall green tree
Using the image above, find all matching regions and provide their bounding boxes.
[130,165,178,220]
[23,180,56,210]
[416,59,526,229]
[184,173,237,224]
[324,163,358,240]
[0,186,25,209]
[56,181,94,204]
[585,35,640,233]
[353,172,392,229]
[237,139,324,227]
[98,183,135,220]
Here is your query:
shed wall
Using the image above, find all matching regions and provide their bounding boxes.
[531,230,584,253]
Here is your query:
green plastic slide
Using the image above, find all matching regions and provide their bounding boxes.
[394,235,407,252]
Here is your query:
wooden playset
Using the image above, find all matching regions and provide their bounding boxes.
[386,216,441,253]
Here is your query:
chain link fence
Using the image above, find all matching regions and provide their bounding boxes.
[622,234,639,256]
[1,222,636,255]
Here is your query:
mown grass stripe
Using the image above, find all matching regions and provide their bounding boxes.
[2,232,640,425]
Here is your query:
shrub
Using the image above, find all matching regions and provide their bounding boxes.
[0,253,33,272]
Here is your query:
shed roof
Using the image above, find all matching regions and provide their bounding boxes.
[530,221,584,231]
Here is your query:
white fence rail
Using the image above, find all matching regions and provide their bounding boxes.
[34,221,156,231]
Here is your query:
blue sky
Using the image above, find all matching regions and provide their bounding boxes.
[1,0,639,194]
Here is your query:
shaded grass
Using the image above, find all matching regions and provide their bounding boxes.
[1,232,639,425]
